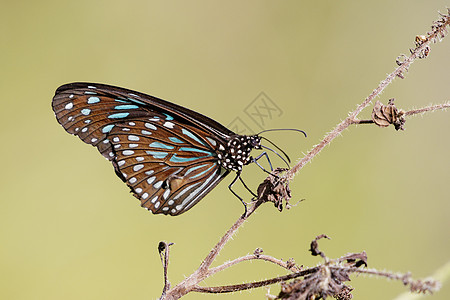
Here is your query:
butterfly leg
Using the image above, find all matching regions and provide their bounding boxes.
[252,152,275,175]
[228,172,248,217]
[238,176,257,198]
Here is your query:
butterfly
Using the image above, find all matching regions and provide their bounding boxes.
[52,83,303,216]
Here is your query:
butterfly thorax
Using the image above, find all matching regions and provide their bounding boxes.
[216,135,262,172]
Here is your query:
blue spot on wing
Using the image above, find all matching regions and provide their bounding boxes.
[115,104,139,110]
[185,163,210,176]
[115,99,130,103]
[182,128,205,145]
[145,151,168,159]
[169,154,212,163]
[127,98,147,105]
[102,124,115,133]
[168,137,184,143]
[189,165,215,179]
[87,96,100,104]
[108,112,130,119]
[149,142,175,150]
[179,147,213,155]
[81,109,91,115]
[164,113,174,120]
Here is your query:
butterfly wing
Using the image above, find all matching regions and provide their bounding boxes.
[52,83,231,215]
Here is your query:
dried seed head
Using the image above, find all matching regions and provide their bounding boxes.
[257,168,291,212]
[371,99,406,130]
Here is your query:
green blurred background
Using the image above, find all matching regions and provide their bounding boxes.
[1,1,449,299]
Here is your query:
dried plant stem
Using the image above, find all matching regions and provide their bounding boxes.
[351,101,450,125]
[207,254,294,277]
[285,28,446,181]
[343,267,441,293]
[191,268,318,294]
[163,200,263,299]
[159,242,171,296]
[404,102,450,116]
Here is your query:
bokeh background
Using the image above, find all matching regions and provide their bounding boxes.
[1,1,449,299]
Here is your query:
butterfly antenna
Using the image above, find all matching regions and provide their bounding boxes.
[260,144,290,168]
[260,136,292,164]
[257,128,307,138]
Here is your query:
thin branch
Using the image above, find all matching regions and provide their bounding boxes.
[191,268,318,294]
[285,12,449,181]
[158,241,173,297]
[198,199,262,272]
[351,101,450,125]
[163,199,264,298]
[404,101,450,116]
[333,266,441,294]
[207,253,295,277]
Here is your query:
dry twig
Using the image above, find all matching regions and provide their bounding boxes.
[160,9,449,299]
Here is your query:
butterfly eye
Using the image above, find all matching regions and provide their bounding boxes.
[251,137,262,148]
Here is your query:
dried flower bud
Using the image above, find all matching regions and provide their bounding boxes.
[254,247,264,257]
[371,99,406,130]
[257,168,291,212]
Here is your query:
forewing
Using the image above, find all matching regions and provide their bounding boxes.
[52,83,230,215]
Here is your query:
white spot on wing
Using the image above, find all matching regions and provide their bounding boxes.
[65,102,73,110]
[145,123,157,130]
[163,189,170,200]
[154,181,163,189]
[163,121,175,129]
[133,164,144,171]
[128,135,139,141]
[206,137,217,146]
